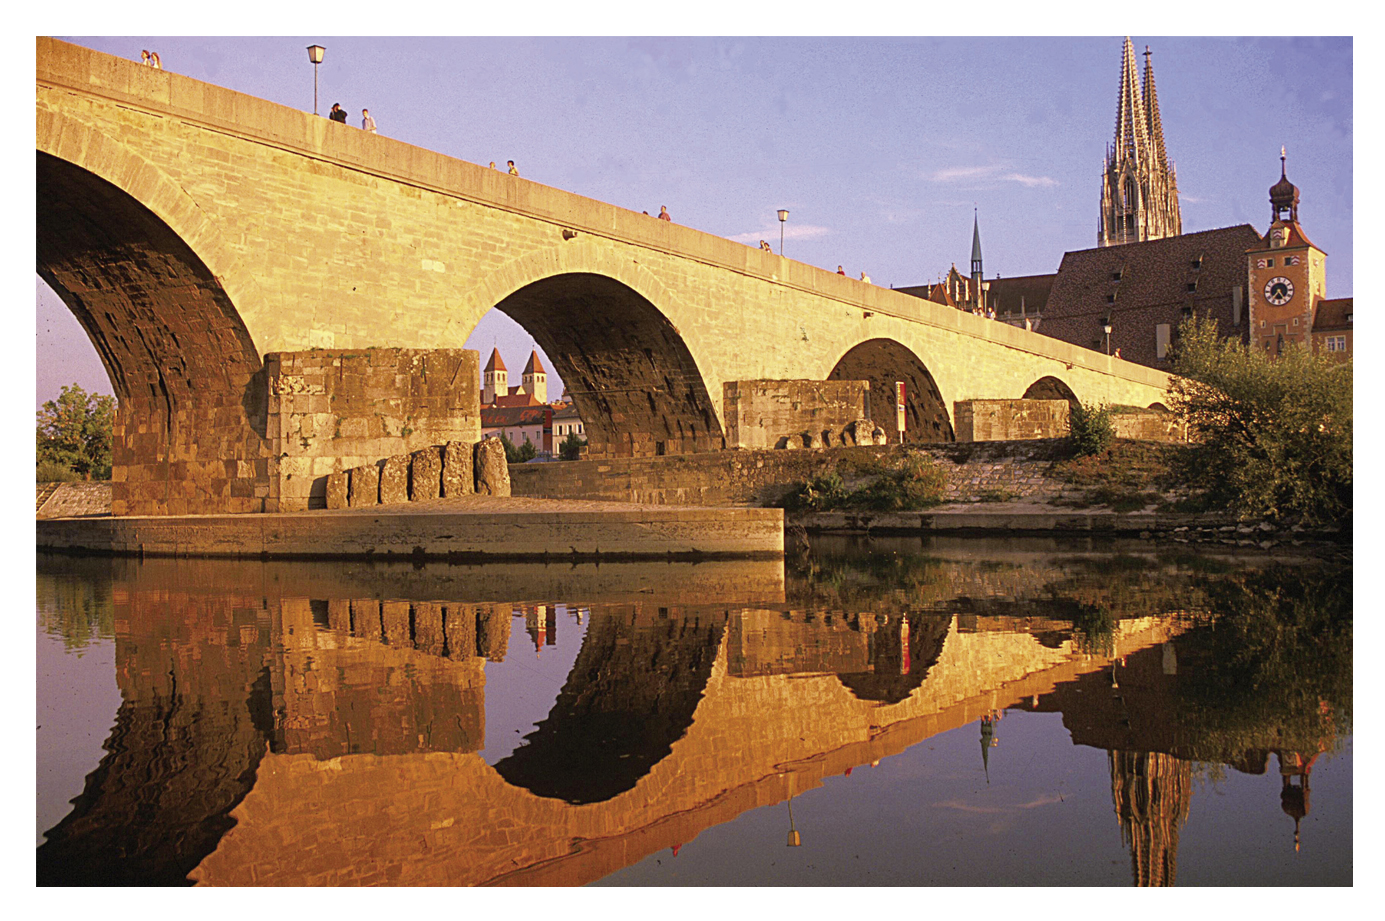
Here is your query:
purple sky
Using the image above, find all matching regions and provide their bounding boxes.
[36,36,1353,407]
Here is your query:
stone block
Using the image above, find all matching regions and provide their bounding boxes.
[380,455,410,505]
[349,463,379,506]
[442,440,474,496]
[474,436,511,497]
[325,471,349,509]
[410,447,442,501]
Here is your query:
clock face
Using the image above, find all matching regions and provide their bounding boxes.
[1264,276,1295,306]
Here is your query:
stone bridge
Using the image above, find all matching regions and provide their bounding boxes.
[37,38,1172,514]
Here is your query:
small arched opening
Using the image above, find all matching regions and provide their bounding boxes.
[1022,375,1081,408]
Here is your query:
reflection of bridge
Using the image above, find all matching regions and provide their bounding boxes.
[37,38,1171,515]
[38,555,1213,886]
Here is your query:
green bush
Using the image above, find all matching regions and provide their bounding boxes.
[559,431,588,461]
[1067,402,1115,456]
[499,434,538,464]
[36,460,80,483]
[780,454,947,512]
[1168,317,1351,527]
[36,384,114,480]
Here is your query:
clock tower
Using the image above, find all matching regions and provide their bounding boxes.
[1246,150,1327,357]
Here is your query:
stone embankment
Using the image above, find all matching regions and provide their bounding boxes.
[326,435,508,509]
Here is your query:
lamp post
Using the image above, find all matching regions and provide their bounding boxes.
[786,795,801,847]
[307,44,326,116]
[777,209,789,256]
[1104,322,1113,356]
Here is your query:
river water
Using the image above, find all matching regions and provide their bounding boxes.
[35,536,1351,886]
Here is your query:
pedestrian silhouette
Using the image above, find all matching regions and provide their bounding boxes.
[508,160,519,176]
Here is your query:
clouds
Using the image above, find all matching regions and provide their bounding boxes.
[727,224,831,245]
[927,164,1058,189]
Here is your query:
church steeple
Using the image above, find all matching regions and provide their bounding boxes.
[1099,38,1182,247]
[970,209,983,283]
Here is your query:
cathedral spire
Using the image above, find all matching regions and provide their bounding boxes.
[1143,46,1169,170]
[1099,38,1182,246]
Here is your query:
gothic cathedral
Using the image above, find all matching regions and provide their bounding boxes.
[1098,38,1182,247]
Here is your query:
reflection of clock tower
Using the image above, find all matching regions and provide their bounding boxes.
[1247,150,1326,357]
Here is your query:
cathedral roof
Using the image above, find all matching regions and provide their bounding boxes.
[481,404,550,427]
[987,274,1057,317]
[1040,224,1264,366]
[484,348,507,373]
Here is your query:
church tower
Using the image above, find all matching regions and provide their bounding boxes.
[482,348,507,405]
[1098,39,1182,247]
[521,350,548,404]
[970,210,984,311]
[1246,149,1327,357]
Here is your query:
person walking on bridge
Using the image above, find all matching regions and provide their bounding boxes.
[361,109,377,133]
[658,205,672,222]
[508,160,520,176]
[329,103,347,124]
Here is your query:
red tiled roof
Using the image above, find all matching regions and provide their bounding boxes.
[481,404,550,427]
[484,348,507,373]
[523,350,546,374]
[1313,297,1353,332]
[987,274,1056,317]
[493,392,540,407]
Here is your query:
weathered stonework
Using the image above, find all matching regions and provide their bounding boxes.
[442,441,474,497]
[380,456,410,506]
[724,380,870,451]
[325,472,349,509]
[954,399,1071,442]
[349,464,380,507]
[474,438,511,497]
[266,349,480,511]
[410,447,443,501]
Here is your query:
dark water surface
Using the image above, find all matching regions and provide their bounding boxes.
[35,536,1351,886]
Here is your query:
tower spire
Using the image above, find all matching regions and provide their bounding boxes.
[1142,45,1169,170]
[1099,38,1181,246]
[970,208,983,281]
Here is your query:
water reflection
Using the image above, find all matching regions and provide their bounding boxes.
[35,538,1350,886]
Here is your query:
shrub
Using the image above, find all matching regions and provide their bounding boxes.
[1067,402,1115,456]
[781,473,848,512]
[37,460,80,483]
[1168,317,1351,526]
[780,454,946,512]
[36,384,115,480]
[558,431,588,461]
[499,434,538,464]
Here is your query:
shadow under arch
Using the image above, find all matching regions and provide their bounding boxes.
[1023,375,1081,407]
[828,338,954,442]
[836,613,952,705]
[493,273,725,458]
[37,151,272,515]
[493,610,727,804]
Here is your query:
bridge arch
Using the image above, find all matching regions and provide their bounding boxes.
[37,113,274,514]
[464,245,725,458]
[827,338,954,442]
[1022,375,1081,407]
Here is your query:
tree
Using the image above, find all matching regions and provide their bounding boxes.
[36,384,115,480]
[1168,317,1351,526]
[559,431,587,461]
[499,433,538,464]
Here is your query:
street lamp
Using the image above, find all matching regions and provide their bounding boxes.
[1104,321,1113,355]
[307,44,326,116]
[777,209,789,256]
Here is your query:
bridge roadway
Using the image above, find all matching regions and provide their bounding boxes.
[37,38,1173,515]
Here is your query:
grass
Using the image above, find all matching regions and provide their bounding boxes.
[1049,439,1174,512]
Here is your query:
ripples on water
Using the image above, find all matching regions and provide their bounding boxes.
[35,536,1352,886]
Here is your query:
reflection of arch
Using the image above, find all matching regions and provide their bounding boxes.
[37,151,273,514]
[493,274,724,458]
[828,339,953,442]
[493,611,726,804]
[1023,375,1080,407]
[836,614,951,704]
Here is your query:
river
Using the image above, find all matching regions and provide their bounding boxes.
[35,536,1351,886]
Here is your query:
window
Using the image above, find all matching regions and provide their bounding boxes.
[1292,317,1298,327]
[1156,323,1171,360]
[1266,258,1275,267]
[1186,282,1197,292]
[1327,335,1347,352]
[1106,294,1116,304]
[1191,257,1202,269]
[1111,270,1123,282]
